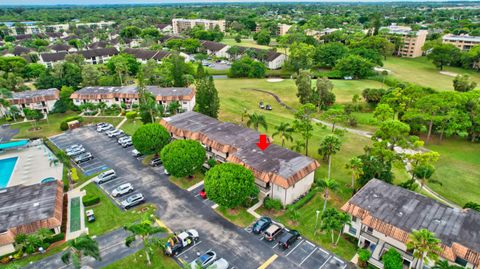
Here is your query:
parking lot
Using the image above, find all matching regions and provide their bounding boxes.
[188,182,217,208]
[244,222,348,269]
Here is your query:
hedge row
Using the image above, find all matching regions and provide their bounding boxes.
[83,195,100,207]
[44,233,65,244]
[287,191,316,211]
[60,116,84,131]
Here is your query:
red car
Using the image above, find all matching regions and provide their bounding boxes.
[199,189,207,199]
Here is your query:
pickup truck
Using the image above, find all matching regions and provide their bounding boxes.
[165,229,199,256]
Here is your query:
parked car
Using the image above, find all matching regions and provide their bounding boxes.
[278,230,300,249]
[94,169,117,184]
[74,152,94,163]
[206,258,229,269]
[259,101,265,109]
[118,136,131,144]
[263,223,283,241]
[132,149,143,157]
[107,129,124,138]
[150,157,162,167]
[85,209,95,222]
[164,229,199,256]
[121,140,133,148]
[66,146,85,156]
[190,250,216,269]
[97,124,113,132]
[65,144,83,152]
[121,193,145,209]
[96,122,108,127]
[252,216,272,234]
[112,183,134,197]
[265,104,272,111]
[199,188,207,199]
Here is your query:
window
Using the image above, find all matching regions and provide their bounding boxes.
[367,227,373,233]
[454,257,468,267]
[183,102,187,105]
[348,225,357,235]
[352,216,357,222]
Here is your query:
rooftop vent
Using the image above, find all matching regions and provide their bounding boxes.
[33,202,39,207]
[397,211,404,217]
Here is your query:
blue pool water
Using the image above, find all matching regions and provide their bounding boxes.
[41,177,56,183]
[0,157,18,188]
[0,140,28,150]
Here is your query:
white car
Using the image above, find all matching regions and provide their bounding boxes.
[207,258,229,269]
[132,149,142,157]
[65,144,83,152]
[118,136,131,144]
[112,183,134,197]
[97,124,113,132]
[66,146,85,156]
[107,129,124,138]
[94,169,117,184]
[164,168,169,175]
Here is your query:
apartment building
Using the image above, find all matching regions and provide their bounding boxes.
[305,28,340,40]
[341,179,480,269]
[200,40,230,58]
[442,34,480,51]
[123,48,171,63]
[277,24,292,36]
[172,19,226,35]
[70,85,196,112]
[159,111,320,206]
[1,88,59,117]
[39,47,119,67]
[383,25,428,58]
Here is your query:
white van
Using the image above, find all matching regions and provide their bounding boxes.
[94,169,117,184]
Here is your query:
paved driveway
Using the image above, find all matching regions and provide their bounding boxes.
[44,126,351,269]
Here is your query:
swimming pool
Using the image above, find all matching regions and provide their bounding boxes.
[0,157,18,188]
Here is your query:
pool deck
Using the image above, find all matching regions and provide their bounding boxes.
[0,141,63,187]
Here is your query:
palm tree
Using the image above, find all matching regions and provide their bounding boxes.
[124,214,166,265]
[345,157,363,194]
[291,140,305,152]
[240,108,249,123]
[318,134,342,179]
[246,112,268,132]
[407,229,442,269]
[320,208,351,245]
[96,101,107,115]
[432,260,464,269]
[272,122,294,147]
[413,164,441,191]
[317,178,339,213]
[61,234,101,269]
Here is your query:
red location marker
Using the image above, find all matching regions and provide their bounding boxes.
[256,134,271,151]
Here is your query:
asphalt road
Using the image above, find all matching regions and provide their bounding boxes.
[40,126,350,269]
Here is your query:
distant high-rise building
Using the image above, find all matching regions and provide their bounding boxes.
[171,18,226,35]
[383,24,428,58]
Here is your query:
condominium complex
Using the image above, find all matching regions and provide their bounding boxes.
[383,25,428,58]
[442,34,480,51]
[172,19,226,35]
[342,179,480,269]
[277,24,292,36]
[160,111,320,205]
[0,88,60,117]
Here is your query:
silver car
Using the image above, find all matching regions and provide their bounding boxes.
[190,250,216,269]
[94,169,117,184]
[112,183,134,197]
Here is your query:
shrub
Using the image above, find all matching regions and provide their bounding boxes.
[263,197,283,210]
[82,195,100,207]
[382,248,403,269]
[207,158,216,169]
[126,111,138,121]
[357,249,371,268]
[71,168,79,182]
[59,121,69,131]
[287,191,316,211]
[13,249,23,260]
[0,256,10,264]
[44,233,65,244]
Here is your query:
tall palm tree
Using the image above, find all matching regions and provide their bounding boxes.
[317,178,339,213]
[318,134,342,180]
[246,112,268,132]
[345,157,363,194]
[407,229,442,269]
[96,101,107,115]
[272,122,294,147]
[291,140,305,153]
[124,214,166,265]
[61,234,101,269]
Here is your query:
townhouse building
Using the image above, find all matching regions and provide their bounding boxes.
[39,47,119,67]
[172,19,226,35]
[70,85,196,112]
[200,40,230,58]
[123,48,171,63]
[341,179,480,269]
[0,88,60,117]
[442,34,480,51]
[160,111,320,206]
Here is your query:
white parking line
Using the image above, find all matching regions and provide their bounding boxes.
[299,247,317,266]
[286,239,304,256]
[176,241,202,257]
[272,242,279,249]
[305,241,316,248]
[317,247,329,256]
[211,204,218,209]
[318,256,332,269]
[187,180,204,192]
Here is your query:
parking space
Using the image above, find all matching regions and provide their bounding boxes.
[96,175,141,208]
[244,222,347,269]
[175,238,239,269]
[189,183,216,208]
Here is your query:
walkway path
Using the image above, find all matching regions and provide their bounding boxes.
[244,88,460,209]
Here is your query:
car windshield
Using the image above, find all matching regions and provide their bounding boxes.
[199,254,211,263]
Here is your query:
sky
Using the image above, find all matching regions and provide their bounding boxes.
[0,0,469,5]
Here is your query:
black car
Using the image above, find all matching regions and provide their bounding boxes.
[150,157,162,167]
[265,104,272,110]
[252,216,272,234]
[278,230,300,249]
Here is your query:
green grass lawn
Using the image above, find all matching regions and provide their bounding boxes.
[6,242,68,268]
[70,197,81,232]
[121,119,143,136]
[169,171,204,189]
[383,56,480,91]
[215,206,256,227]
[257,193,358,259]
[330,79,385,104]
[103,246,179,269]
[81,183,156,236]
[222,38,273,50]
[425,137,480,205]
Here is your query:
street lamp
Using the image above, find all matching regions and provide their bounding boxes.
[314,210,320,236]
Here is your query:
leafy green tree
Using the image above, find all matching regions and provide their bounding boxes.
[463,202,480,212]
[352,35,394,60]
[315,77,336,111]
[432,260,465,269]
[374,103,395,121]
[132,123,170,155]
[345,156,363,193]
[124,214,166,266]
[295,70,314,104]
[228,56,266,78]
[453,75,477,92]
[272,122,294,147]
[183,38,201,54]
[161,139,206,178]
[23,63,46,79]
[204,163,259,208]
[335,55,374,79]
[168,53,191,87]
[357,249,371,268]
[141,27,161,40]
[61,234,101,269]
[195,76,220,118]
[317,178,339,213]
[322,108,347,133]
[318,134,342,179]
[383,249,403,269]
[314,42,349,68]
[120,26,141,39]
[407,229,442,269]
[320,208,350,245]
[427,43,461,70]
[23,108,43,127]
[413,164,441,191]
[246,112,268,132]
[373,120,421,151]
[293,103,316,156]
[253,30,271,45]
[81,64,101,86]
[286,42,315,73]
[234,34,242,43]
